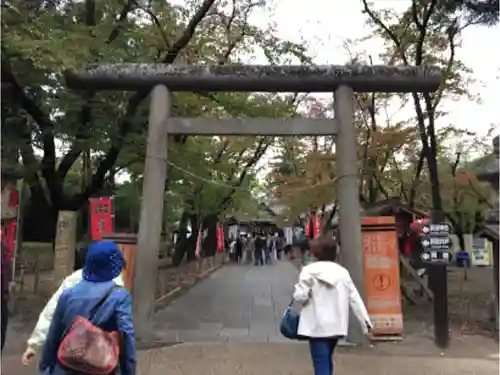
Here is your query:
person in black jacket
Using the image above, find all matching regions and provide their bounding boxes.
[254,233,265,266]
[235,236,243,264]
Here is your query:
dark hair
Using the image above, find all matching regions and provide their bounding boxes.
[309,236,338,262]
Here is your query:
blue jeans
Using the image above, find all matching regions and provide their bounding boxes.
[309,338,338,375]
[264,250,273,264]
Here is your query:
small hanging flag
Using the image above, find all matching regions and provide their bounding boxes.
[195,225,203,258]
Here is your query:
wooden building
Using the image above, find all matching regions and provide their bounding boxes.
[225,202,279,237]
[362,198,428,237]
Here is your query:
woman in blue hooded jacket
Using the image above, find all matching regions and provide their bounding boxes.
[39,241,136,375]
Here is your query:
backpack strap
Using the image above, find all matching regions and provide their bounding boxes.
[88,284,120,322]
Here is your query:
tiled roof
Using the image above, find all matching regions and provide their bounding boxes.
[477,224,500,242]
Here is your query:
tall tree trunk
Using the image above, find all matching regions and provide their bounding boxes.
[22,189,58,243]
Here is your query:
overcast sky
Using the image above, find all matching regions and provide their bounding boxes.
[247,0,499,135]
[239,0,499,176]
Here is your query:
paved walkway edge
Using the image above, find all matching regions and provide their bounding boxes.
[154,262,225,312]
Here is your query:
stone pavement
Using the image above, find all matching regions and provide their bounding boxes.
[135,342,499,375]
[151,260,299,343]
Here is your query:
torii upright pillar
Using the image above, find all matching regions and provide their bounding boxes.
[334,85,365,343]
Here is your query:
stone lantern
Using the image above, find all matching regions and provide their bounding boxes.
[475,135,499,332]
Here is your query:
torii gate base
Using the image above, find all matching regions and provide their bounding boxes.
[66,64,442,345]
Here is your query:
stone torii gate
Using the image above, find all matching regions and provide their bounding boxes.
[66,64,442,343]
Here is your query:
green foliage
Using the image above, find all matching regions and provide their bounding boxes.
[267,1,496,235]
[2,0,311,236]
[356,0,496,238]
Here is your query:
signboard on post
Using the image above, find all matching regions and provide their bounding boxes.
[89,197,114,241]
[420,222,452,264]
[361,216,403,338]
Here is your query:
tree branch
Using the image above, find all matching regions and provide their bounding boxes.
[1,59,57,189]
[72,0,217,207]
[373,172,390,199]
[431,23,458,111]
[163,0,216,62]
[467,180,495,209]
[411,0,438,66]
[139,5,171,50]
[361,0,409,65]
[106,0,136,44]
[390,155,409,201]
[219,138,270,209]
[188,139,231,201]
[408,147,425,208]
[56,0,137,180]
[218,0,260,63]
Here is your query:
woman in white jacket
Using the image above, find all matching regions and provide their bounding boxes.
[293,236,372,375]
[21,246,124,366]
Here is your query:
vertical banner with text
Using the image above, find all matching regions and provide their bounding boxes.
[313,215,321,239]
[89,197,114,241]
[361,216,403,338]
[1,186,20,262]
[216,224,225,252]
[195,225,203,258]
[305,221,311,239]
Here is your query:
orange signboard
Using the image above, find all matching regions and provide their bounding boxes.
[362,217,403,336]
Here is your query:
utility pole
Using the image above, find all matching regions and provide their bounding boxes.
[422,127,449,349]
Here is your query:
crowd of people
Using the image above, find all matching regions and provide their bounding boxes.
[228,232,290,265]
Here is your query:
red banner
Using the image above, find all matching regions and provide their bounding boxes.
[195,225,203,258]
[1,186,20,262]
[216,224,225,252]
[2,219,17,261]
[89,197,114,240]
[313,215,321,239]
[8,187,19,207]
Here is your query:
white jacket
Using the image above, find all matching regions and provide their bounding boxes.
[27,269,124,349]
[293,261,372,338]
